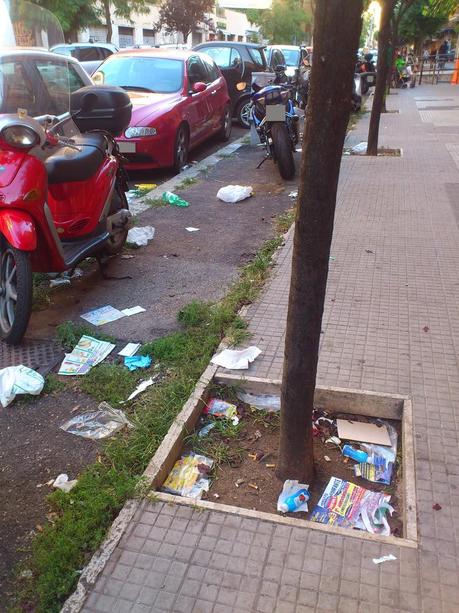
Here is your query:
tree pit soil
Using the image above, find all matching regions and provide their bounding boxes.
[193,405,403,538]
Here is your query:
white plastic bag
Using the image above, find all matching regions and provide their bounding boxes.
[60,402,134,439]
[211,346,261,370]
[217,185,253,203]
[53,474,78,492]
[127,226,155,247]
[351,142,368,155]
[0,365,45,407]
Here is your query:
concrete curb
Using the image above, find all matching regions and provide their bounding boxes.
[129,136,246,216]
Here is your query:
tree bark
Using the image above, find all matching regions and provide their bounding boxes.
[103,0,113,43]
[276,0,363,483]
[367,0,394,155]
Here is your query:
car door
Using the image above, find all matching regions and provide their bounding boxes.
[185,55,212,143]
[200,54,227,131]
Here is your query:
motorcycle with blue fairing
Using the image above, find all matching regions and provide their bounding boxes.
[251,65,299,180]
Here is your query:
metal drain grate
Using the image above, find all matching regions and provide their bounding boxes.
[0,338,64,375]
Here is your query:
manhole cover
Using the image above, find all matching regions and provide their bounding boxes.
[0,338,63,375]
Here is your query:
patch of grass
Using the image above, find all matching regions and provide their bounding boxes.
[43,374,65,395]
[143,197,166,209]
[79,363,141,405]
[56,321,116,352]
[131,185,157,198]
[218,152,236,159]
[14,211,286,613]
[276,208,295,234]
[176,176,198,189]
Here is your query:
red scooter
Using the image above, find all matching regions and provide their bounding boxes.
[0,50,133,343]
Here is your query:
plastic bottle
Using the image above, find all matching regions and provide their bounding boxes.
[162,191,189,207]
[279,488,310,513]
[342,444,368,463]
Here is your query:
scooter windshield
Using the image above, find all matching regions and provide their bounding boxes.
[0,0,71,119]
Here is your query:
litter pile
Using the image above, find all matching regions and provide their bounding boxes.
[160,389,400,537]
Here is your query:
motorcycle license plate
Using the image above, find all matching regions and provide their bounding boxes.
[265,104,286,122]
[118,142,136,153]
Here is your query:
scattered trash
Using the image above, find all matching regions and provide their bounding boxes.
[433,503,442,511]
[337,419,391,446]
[162,191,189,207]
[325,436,342,448]
[126,377,157,402]
[118,342,141,357]
[217,185,253,203]
[351,141,368,155]
[211,346,261,370]
[311,477,393,535]
[329,256,336,261]
[162,452,213,498]
[198,422,216,437]
[277,480,310,513]
[204,398,239,425]
[121,254,135,260]
[50,277,71,288]
[61,402,133,439]
[266,463,275,468]
[248,482,259,490]
[423,326,430,333]
[324,455,331,462]
[254,429,262,440]
[342,444,369,463]
[52,473,78,493]
[236,391,280,412]
[58,335,115,376]
[288,190,298,199]
[134,183,157,193]
[81,305,125,326]
[20,569,33,579]
[124,355,151,371]
[127,226,155,247]
[365,249,374,254]
[185,227,200,232]
[354,423,398,485]
[235,478,245,487]
[373,554,397,565]
[121,305,146,317]
[0,365,45,407]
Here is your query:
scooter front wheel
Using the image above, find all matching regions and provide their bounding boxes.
[0,242,32,345]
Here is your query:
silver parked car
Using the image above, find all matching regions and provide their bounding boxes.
[51,42,118,75]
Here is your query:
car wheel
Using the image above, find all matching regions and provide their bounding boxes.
[173,124,189,173]
[236,98,252,128]
[218,105,232,141]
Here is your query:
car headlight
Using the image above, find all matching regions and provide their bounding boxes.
[125,127,157,138]
[0,125,40,149]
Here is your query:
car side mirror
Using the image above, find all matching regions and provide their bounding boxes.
[191,81,207,93]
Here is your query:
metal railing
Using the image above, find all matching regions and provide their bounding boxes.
[417,55,456,85]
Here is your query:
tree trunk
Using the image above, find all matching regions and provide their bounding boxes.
[367,0,394,155]
[276,0,363,483]
[103,0,113,43]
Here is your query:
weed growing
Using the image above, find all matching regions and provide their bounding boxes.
[56,321,116,352]
[176,176,198,189]
[143,197,167,208]
[32,273,51,311]
[14,219,286,613]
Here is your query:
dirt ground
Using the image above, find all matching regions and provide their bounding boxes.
[0,389,99,602]
[0,143,299,605]
[196,403,403,538]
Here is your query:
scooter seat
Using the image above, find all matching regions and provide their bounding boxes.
[45,134,106,184]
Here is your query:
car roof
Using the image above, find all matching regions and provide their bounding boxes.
[267,45,300,50]
[51,42,117,50]
[0,48,84,64]
[194,41,265,50]
[110,48,203,60]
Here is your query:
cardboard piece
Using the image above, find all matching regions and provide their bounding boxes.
[337,419,391,446]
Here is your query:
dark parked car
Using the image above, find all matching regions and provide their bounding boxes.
[193,41,268,128]
[51,42,118,75]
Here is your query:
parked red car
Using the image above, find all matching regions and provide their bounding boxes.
[93,49,232,171]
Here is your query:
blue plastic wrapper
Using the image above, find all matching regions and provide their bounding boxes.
[124,355,152,371]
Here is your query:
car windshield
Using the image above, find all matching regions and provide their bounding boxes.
[281,48,300,67]
[96,56,183,93]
